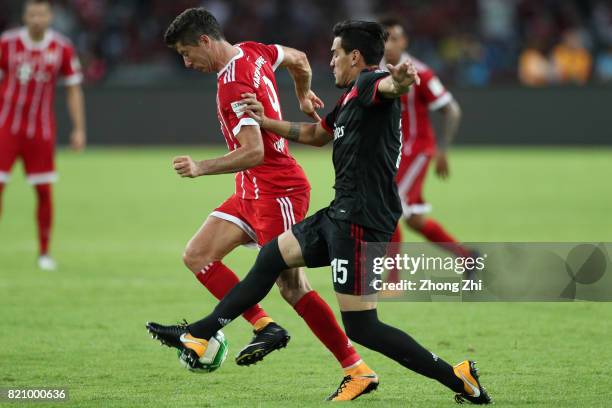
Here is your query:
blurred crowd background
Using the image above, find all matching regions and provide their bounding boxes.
[2,0,612,86]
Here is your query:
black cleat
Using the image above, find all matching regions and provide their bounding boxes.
[235,322,290,366]
[453,361,492,405]
[146,320,189,350]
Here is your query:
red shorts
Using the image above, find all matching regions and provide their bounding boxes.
[211,192,310,247]
[396,152,432,217]
[0,125,56,185]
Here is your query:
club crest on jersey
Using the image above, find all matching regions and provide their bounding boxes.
[231,101,246,118]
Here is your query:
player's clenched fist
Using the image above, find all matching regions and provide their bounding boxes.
[173,155,201,178]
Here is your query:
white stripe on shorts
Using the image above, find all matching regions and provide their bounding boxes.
[276,197,296,231]
[397,153,428,197]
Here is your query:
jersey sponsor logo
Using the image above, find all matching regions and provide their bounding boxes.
[333,124,345,140]
[253,56,266,89]
[231,101,247,118]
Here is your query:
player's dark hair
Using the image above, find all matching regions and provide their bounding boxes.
[164,8,224,47]
[332,20,388,65]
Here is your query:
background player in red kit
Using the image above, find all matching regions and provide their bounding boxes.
[148,9,373,395]
[0,0,86,271]
[380,18,473,276]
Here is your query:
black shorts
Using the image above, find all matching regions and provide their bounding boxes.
[291,208,391,295]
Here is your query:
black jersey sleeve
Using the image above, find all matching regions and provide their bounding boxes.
[321,102,340,134]
[356,70,390,107]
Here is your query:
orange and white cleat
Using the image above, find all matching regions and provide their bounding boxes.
[453,360,492,404]
[326,373,379,401]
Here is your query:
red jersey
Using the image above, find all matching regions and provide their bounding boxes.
[216,41,310,200]
[0,28,82,139]
[382,53,453,157]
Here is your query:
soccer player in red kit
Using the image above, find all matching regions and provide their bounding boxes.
[0,0,86,271]
[147,9,374,397]
[380,18,472,278]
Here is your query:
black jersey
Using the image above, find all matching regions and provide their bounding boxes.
[320,68,402,234]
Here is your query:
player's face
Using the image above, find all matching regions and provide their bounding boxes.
[175,41,214,73]
[330,37,354,88]
[23,3,53,37]
[384,25,408,65]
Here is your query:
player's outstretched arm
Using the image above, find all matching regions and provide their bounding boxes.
[434,99,462,179]
[277,45,324,121]
[173,126,264,177]
[377,59,421,99]
[241,93,332,147]
[66,84,87,151]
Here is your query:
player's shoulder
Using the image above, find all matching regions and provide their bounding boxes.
[48,29,75,49]
[236,41,264,53]
[221,42,276,85]
[0,27,23,43]
[404,54,434,76]
[355,68,388,91]
[358,68,388,81]
[236,41,279,67]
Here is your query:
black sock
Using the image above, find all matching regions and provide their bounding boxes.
[188,238,288,339]
[341,309,464,393]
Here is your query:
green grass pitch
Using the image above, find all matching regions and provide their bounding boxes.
[1,147,611,407]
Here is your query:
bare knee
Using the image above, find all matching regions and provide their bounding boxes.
[276,268,312,306]
[182,241,218,274]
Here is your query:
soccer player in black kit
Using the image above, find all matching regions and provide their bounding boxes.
[148,20,491,404]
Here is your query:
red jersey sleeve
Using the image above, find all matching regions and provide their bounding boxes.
[0,38,7,78]
[321,104,338,134]
[220,80,261,137]
[417,69,453,111]
[59,43,83,86]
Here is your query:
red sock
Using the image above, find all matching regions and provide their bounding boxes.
[0,183,4,217]
[420,218,471,257]
[35,184,52,255]
[294,291,361,369]
[195,261,268,325]
[387,225,402,283]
